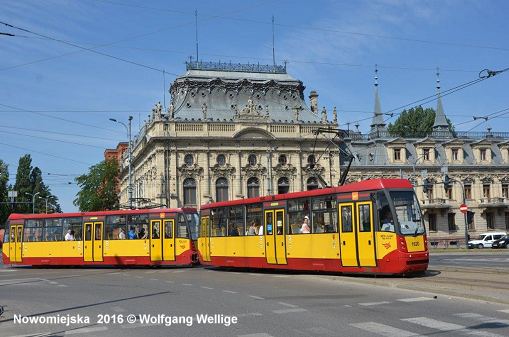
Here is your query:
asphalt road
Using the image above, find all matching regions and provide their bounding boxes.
[1,264,509,337]
[430,250,509,269]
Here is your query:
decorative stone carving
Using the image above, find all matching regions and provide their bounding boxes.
[333,106,338,125]
[167,102,175,118]
[210,163,236,178]
[321,106,327,123]
[303,163,325,178]
[241,164,267,178]
[178,164,204,179]
[273,163,297,178]
[202,103,208,119]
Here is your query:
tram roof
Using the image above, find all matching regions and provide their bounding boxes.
[8,207,197,220]
[201,178,413,210]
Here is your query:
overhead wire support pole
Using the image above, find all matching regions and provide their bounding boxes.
[195,9,199,62]
[272,15,276,67]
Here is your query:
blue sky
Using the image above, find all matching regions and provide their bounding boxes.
[1,0,508,212]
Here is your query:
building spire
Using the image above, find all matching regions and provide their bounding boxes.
[371,64,386,134]
[433,67,450,133]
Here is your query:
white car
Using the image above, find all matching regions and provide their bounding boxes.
[468,232,507,249]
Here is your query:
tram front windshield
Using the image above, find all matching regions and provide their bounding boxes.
[185,212,200,240]
[390,191,425,235]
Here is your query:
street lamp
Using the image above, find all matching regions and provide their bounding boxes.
[109,116,133,209]
[25,192,40,213]
[37,195,51,214]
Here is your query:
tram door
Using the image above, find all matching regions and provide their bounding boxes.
[9,224,23,263]
[84,222,104,262]
[339,202,376,267]
[201,217,211,262]
[150,220,162,261]
[264,209,287,265]
[162,219,175,261]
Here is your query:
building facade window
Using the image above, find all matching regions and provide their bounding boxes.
[307,155,316,166]
[448,213,456,232]
[277,177,289,194]
[423,148,430,161]
[394,148,401,161]
[215,177,229,202]
[247,177,260,198]
[248,154,257,166]
[217,154,226,166]
[483,184,491,198]
[487,212,495,230]
[480,148,487,161]
[502,184,509,199]
[446,187,453,200]
[452,148,459,160]
[183,178,196,206]
[278,154,287,165]
[467,211,475,231]
[427,185,434,200]
[464,184,472,199]
[184,154,194,167]
[306,177,319,191]
[428,213,437,232]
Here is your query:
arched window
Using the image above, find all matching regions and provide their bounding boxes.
[278,154,287,165]
[307,154,316,167]
[216,178,229,202]
[277,177,289,194]
[183,178,197,205]
[217,154,226,166]
[248,154,257,166]
[184,154,194,167]
[247,177,260,198]
[307,177,319,191]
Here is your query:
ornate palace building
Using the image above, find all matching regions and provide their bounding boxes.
[114,62,509,244]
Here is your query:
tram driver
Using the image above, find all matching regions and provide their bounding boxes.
[380,207,395,232]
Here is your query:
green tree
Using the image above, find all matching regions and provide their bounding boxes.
[30,167,61,213]
[14,154,33,213]
[0,160,9,227]
[387,106,453,137]
[74,159,119,211]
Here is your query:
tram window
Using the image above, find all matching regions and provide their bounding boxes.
[246,204,262,236]
[288,211,309,234]
[228,206,244,236]
[276,211,284,235]
[358,204,372,232]
[84,224,92,241]
[4,227,9,243]
[164,220,173,238]
[128,214,149,239]
[152,222,161,239]
[63,217,83,241]
[288,198,310,212]
[211,208,227,237]
[24,219,44,242]
[311,196,337,210]
[43,219,63,241]
[177,214,189,238]
[185,213,199,240]
[106,215,127,240]
[312,210,337,233]
[265,212,273,235]
[95,223,102,240]
[341,206,353,232]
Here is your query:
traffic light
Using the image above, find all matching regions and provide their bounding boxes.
[423,178,432,193]
[443,174,452,190]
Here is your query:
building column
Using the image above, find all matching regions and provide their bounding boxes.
[296,151,303,191]
[237,150,243,198]
[204,148,211,202]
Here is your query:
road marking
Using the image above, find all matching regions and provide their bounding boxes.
[57,284,68,287]
[249,295,264,300]
[248,273,259,276]
[66,326,109,334]
[277,302,298,308]
[48,281,58,285]
[0,269,16,272]
[110,272,121,275]
[182,283,193,286]
[165,280,174,283]
[201,286,214,290]
[112,306,126,313]
[397,297,434,303]
[150,278,159,281]
[350,322,421,336]
[308,326,339,335]
[232,272,242,275]
[135,276,143,279]
[402,317,506,337]
[272,275,288,278]
[272,308,306,314]
[359,301,391,306]
[498,309,509,314]
[173,270,186,273]
[454,312,509,325]
[223,290,238,294]
[238,333,274,337]
[237,312,263,317]
[145,270,157,274]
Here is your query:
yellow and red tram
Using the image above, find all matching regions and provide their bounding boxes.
[198,179,429,275]
[3,208,199,266]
